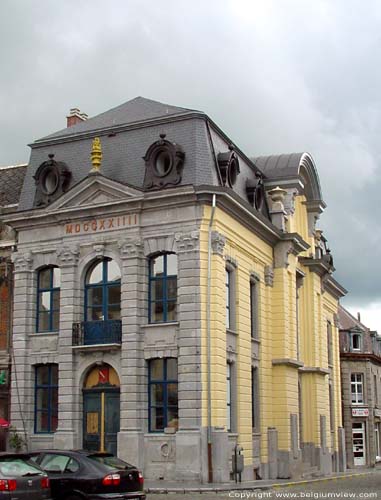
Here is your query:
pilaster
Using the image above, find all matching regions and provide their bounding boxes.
[10,251,34,439]
[174,231,204,480]
[117,238,145,469]
[54,245,80,449]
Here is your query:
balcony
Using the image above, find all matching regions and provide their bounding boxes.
[72,320,122,348]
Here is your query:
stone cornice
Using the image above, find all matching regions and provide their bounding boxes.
[340,352,381,365]
[272,358,304,369]
[323,275,347,299]
[299,366,330,375]
[195,187,281,246]
[299,257,332,277]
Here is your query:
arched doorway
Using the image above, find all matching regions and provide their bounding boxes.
[83,364,120,455]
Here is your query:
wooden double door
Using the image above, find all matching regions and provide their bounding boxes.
[83,388,120,456]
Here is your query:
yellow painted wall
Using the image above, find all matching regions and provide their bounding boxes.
[199,194,343,468]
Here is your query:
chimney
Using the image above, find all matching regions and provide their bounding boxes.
[357,312,361,322]
[66,108,88,128]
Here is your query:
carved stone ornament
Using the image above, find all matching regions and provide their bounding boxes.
[211,231,226,256]
[93,243,105,258]
[143,133,185,190]
[33,154,72,207]
[174,231,199,252]
[217,146,240,187]
[57,245,80,267]
[12,251,33,272]
[264,265,274,287]
[118,239,143,258]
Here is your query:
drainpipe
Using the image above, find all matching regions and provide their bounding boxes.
[207,194,216,483]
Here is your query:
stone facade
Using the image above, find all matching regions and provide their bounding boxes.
[0,164,27,449]
[3,98,347,483]
[339,306,381,467]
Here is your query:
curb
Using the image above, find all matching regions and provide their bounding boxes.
[146,470,377,494]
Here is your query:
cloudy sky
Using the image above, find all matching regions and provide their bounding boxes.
[1,0,380,330]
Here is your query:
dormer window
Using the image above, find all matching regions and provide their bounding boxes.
[217,147,240,188]
[33,154,72,207]
[143,133,185,190]
[351,333,362,352]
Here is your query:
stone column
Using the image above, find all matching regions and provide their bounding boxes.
[117,238,145,469]
[174,231,204,481]
[54,245,80,449]
[10,251,34,444]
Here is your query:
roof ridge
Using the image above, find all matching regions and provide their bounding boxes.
[0,163,28,170]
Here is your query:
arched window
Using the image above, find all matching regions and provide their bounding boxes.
[149,253,177,323]
[85,258,121,321]
[37,267,61,332]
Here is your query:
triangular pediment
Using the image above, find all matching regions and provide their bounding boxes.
[47,173,143,211]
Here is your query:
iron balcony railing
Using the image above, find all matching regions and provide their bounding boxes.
[72,320,122,346]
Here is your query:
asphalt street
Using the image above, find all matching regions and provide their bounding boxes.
[146,470,381,500]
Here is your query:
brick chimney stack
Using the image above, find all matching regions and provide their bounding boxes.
[66,108,88,127]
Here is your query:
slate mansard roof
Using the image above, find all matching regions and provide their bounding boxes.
[38,97,200,141]
[17,96,325,212]
[0,164,28,208]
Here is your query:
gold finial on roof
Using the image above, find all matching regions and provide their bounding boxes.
[90,137,102,173]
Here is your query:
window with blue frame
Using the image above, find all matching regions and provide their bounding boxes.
[85,258,121,321]
[149,254,177,323]
[34,364,58,433]
[148,358,178,432]
[37,267,61,332]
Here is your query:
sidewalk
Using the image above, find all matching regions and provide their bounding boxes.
[145,468,380,494]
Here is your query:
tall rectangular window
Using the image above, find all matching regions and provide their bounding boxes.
[251,367,259,430]
[148,358,178,432]
[327,321,333,366]
[351,373,364,405]
[35,364,58,433]
[374,374,378,406]
[227,363,232,432]
[329,382,335,432]
[250,279,259,339]
[149,254,177,323]
[226,269,231,329]
[37,267,61,332]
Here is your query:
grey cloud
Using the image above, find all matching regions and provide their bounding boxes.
[1,0,380,310]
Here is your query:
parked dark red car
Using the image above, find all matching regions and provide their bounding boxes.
[0,453,51,500]
[30,450,145,500]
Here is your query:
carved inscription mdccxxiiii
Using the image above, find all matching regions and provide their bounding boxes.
[65,214,138,235]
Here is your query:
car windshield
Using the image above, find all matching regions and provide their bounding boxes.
[0,458,43,477]
[88,454,132,470]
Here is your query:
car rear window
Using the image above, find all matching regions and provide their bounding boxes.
[0,458,43,477]
[88,454,132,470]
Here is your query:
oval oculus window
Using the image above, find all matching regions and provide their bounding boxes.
[154,150,172,177]
[42,168,59,195]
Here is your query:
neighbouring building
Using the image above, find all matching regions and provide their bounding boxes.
[0,163,27,448]
[339,305,381,467]
[3,98,347,482]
